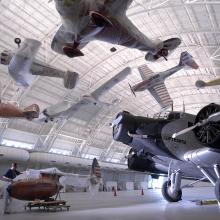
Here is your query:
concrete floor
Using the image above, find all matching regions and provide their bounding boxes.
[1,187,220,220]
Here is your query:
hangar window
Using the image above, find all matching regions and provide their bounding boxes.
[49,148,72,156]
[82,154,100,160]
[2,139,33,150]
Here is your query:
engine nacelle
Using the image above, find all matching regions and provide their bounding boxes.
[194,103,220,148]
[128,154,154,172]
[0,50,13,65]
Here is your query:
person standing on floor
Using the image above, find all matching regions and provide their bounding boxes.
[2,163,21,214]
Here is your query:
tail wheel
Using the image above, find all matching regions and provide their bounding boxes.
[194,104,220,147]
[161,181,182,202]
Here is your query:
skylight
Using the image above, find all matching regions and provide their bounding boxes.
[2,139,34,150]
[49,148,72,156]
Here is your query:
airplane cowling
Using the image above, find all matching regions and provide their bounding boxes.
[194,103,220,148]
[8,174,63,201]
[128,154,153,172]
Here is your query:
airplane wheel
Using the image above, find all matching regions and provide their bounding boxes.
[214,178,220,202]
[194,103,220,147]
[162,181,182,202]
[113,123,132,145]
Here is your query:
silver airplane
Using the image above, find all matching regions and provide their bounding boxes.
[129,51,199,108]
[42,67,131,122]
[112,103,220,203]
[51,0,181,61]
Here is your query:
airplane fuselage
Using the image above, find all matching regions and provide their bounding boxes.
[112,105,220,179]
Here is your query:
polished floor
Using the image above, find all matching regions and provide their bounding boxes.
[0,187,220,220]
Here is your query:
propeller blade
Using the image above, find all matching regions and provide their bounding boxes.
[128,83,136,97]
[172,111,220,138]
[207,111,220,122]
[172,124,198,138]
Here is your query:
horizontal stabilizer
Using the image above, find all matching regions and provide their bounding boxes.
[179,51,199,69]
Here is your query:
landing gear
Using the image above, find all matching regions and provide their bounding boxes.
[161,171,182,202]
[215,178,220,203]
[197,164,220,203]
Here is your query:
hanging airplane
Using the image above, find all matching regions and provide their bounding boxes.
[129,51,199,108]
[112,103,220,202]
[0,102,39,120]
[5,158,101,201]
[42,67,131,122]
[51,0,181,61]
[196,77,220,88]
[0,38,79,89]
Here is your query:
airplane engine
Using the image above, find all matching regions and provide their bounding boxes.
[0,50,13,65]
[127,149,155,172]
[194,103,220,148]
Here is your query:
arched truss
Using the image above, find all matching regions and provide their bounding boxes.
[0,0,220,164]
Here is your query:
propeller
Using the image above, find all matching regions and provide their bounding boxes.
[172,111,220,138]
[128,83,136,97]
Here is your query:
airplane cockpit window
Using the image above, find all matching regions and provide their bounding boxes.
[167,112,181,120]
[153,111,181,120]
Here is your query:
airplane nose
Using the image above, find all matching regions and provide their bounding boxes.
[0,50,12,65]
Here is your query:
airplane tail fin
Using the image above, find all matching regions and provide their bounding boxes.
[90,158,102,180]
[88,158,102,193]
[179,51,199,69]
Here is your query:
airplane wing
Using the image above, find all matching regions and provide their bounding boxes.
[148,82,173,109]
[91,67,131,99]
[43,67,131,122]
[138,64,155,80]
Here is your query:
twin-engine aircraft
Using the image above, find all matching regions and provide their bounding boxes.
[129,51,199,108]
[112,103,220,202]
[0,38,79,89]
[51,0,181,61]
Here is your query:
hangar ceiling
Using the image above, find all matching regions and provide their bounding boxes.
[0,0,220,164]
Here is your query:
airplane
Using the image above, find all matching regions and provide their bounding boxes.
[129,51,199,108]
[196,77,220,88]
[5,158,101,201]
[42,67,131,122]
[0,102,40,120]
[0,38,79,89]
[51,0,181,61]
[111,103,220,202]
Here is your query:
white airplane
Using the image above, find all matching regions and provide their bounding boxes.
[129,51,199,108]
[51,0,181,61]
[42,67,131,122]
[0,38,79,89]
[196,77,220,88]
